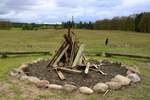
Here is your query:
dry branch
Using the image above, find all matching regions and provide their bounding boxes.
[55,67,82,74]
[56,70,65,80]
[53,45,69,66]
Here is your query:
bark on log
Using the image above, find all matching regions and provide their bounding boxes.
[0,51,50,55]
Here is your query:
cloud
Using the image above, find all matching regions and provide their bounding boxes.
[0,0,150,23]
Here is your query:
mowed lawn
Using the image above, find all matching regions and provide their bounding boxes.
[0,29,150,100]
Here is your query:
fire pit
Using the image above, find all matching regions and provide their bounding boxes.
[10,29,141,94]
[26,60,128,87]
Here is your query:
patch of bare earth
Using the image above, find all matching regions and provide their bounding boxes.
[5,77,71,100]
[0,81,16,99]
[27,60,127,87]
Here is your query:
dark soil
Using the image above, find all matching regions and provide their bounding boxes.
[26,60,128,87]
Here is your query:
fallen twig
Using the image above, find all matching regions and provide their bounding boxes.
[103,90,110,96]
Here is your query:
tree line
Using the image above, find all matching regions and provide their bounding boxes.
[0,21,58,30]
[0,21,11,30]
[12,23,57,30]
[95,12,150,33]
[0,12,150,33]
[62,12,150,33]
[62,21,94,29]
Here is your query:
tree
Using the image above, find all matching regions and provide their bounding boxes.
[138,13,150,32]
[0,21,11,30]
[135,13,143,32]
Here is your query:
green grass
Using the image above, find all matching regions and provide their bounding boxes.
[0,29,150,55]
[0,55,50,80]
[0,29,150,100]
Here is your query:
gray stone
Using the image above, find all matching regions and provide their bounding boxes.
[19,63,29,73]
[79,87,94,95]
[10,71,18,77]
[126,66,140,74]
[93,83,108,93]
[63,84,77,92]
[127,73,141,83]
[28,76,40,83]
[35,80,49,88]
[126,70,133,75]
[10,69,26,78]
[19,63,28,69]
[19,75,29,81]
[105,81,121,90]
[112,74,131,86]
[48,84,63,90]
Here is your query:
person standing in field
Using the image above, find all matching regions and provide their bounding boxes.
[105,38,109,46]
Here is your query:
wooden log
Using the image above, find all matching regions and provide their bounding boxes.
[105,52,150,60]
[82,55,87,64]
[47,41,67,66]
[93,64,107,75]
[69,43,74,65]
[71,41,80,64]
[79,56,83,65]
[103,90,110,96]
[92,64,98,69]
[64,34,72,45]
[89,68,107,75]
[84,62,90,74]
[56,70,65,80]
[53,45,70,66]
[72,44,84,67]
[98,69,107,75]
[0,51,51,55]
[64,52,69,64]
[69,36,75,66]
[55,67,82,74]
[52,42,67,62]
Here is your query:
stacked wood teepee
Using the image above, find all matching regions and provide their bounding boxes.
[47,28,107,80]
[47,28,87,80]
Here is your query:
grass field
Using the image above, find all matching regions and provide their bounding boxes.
[0,29,150,100]
[0,29,150,55]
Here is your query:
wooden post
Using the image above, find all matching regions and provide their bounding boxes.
[84,62,90,74]
[72,44,84,67]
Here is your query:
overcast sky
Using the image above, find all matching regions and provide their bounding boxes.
[0,0,150,23]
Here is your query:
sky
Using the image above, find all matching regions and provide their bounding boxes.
[0,0,150,24]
